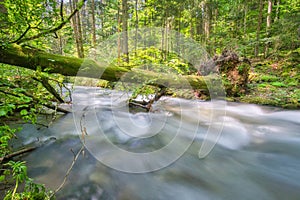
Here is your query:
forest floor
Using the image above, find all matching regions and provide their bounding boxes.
[237,51,300,109]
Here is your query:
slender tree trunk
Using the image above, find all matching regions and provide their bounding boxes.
[203,0,211,45]
[189,1,194,39]
[117,6,121,64]
[69,0,80,57]
[266,0,272,28]
[70,0,84,58]
[203,0,211,53]
[243,4,248,55]
[80,3,88,42]
[59,35,63,55]
[121,0,129,62]
[161,23,165,61]
[196,3,203,42]
[213,6,218,54]
[275,0,280,21]
[75,0,84,58]
[265,0,272,57]
[177,8,181,54]
[91,0,97,48]
[100,0,105,38]
[165,17,170,56]
[134,0,138,54]
[255,0,264,57]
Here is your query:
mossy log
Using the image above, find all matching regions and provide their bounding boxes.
[0,45,223,92]
[0,44,128,81]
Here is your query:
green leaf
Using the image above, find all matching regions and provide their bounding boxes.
[0,175,5,182]
[20,109,28,116]
[0,109,7,117]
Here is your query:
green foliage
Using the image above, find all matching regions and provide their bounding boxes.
[3,161,53,200]
[118,47,193,75]
[0,125,18,158]
[131,84,156,100]
[0,64,64,199]
[1,0,59,44]
[112,47,194,99]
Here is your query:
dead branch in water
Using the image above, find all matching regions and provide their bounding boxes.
[0,147,37,163]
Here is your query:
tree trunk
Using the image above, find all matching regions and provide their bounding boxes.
[275,0,280,21]
[70,0,85,58]
[75,0,85,58]
[134,0,138,54]
[121,0,129,62]
[70,0,80,57]
[255,0,264,57]
[203,0,211,43]
[243,4,248,55]
[265,0,272,57]
[117,6,121,64]
[91,0,97,56]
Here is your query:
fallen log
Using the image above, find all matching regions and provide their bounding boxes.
[0,45,220,92]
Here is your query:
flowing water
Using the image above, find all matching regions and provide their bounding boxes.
[16,87,300,200]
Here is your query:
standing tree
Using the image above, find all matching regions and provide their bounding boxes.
[255,0,264,57]
[91,0,97,48]
[121,0,129,62]
[265,0,272,57]
[70,0,85,58]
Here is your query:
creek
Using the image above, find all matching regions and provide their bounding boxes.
[15,86,300,200]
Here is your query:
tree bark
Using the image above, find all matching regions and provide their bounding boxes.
[121,0,129,63]
[265,0,272,57]
[255,0,264,57]
[117,5,121,64]
[134,0,139,54]
[70,0,81,57]
[203,0,211,43]
[91,0,97,48]
[70,0,85,58]
[75,0,85,58]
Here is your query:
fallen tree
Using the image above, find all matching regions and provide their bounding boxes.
[0,45,251,102]
[0,44,218,91]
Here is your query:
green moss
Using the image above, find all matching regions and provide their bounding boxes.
[270,81,287,87]
[261,75,279,82]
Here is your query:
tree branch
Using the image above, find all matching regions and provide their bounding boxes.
[32,77,65,103]
[60,0,64,21]
[50,145,84,198]
[0,147,37,163]
[11,25,31,44]
[15,0,87,44]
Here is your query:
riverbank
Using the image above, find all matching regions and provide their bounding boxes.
[237,52,300,109]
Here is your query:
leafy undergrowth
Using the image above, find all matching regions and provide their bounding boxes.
[238,51,300,109]
[0,64,63,199]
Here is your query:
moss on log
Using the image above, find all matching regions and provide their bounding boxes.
[0,45,223,92]
[0,44,128,81]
